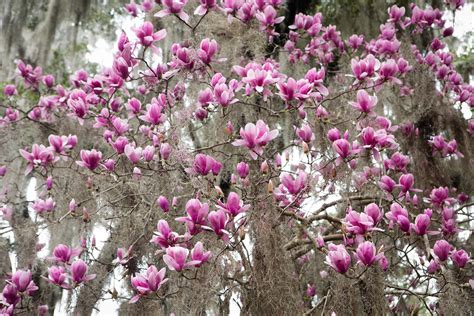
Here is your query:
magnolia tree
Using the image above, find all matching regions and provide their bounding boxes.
[0,0,473,315]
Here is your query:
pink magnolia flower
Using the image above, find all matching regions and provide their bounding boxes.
[277,78,313,105]
[45,266,69,289]
[150,219,179,249]
[217,192,250,217]
[70,259,96,284]
[279,171,307,195]
[130,265,168,303]
[3,84,17,96]
[198,38,219,64]
[410,213,431,235]
[51,244,82,264]
[379,175,396,193]
[157,196,170,212]
[187,154,222,176]
[207,209,228,236]
[347,34,364,50]
[194,0,217,15]
[344,208,376,235]
[325,244,351,274]
[134,21,166,48]
[124,144,143,164]
[451,249,469,268]
[232,120,279,159]
[139,101,166,125]
[349,90,378,115]
[48,134,77,155]
[386,203,410,232]
[20,144,57,174]
[213,82,238,107]
[430,187,456,207]
[76,149,102,170]
[332,138,351,159]
[236,161,250,178]
[162,246,196,272]
[142,145,155,162]
[176,199,209,234]
[155,0,189,23]
[306,283,316,297]
[160,143,172,160]
[351,54,380,82]
[427,259,440,274]
[364,203,383,225]
[2,284,20,306]
[355,241,382,266]
[433,240,453,261]
[32,197,56,214]
[114,246,133,265]
[10,270,38,295]
[189,242,211,267]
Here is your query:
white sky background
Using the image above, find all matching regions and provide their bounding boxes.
[4,3,468,316]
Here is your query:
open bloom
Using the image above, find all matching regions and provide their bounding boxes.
[20,144,57,174]
[187,154,222,176]
[176,199,209,234]
[76,149,102,171]
[217,192,250,216]
[45,266,69,289]
[280,171,307,195]
[155,0,189,22]
[207,209,228,236]
[325,244,351,274]
[130,266,168,303]
[134,21,166,47]
[349,90,378,115]
[51,244,82,264]
[162,246,198,272]
[150,219,179,249]
[189,242,212,267]
[232,120,279,159]
[344,209,376,235]
[10,270,38,295]
[410,213,431,235]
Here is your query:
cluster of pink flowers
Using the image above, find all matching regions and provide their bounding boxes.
[0,0,472,313]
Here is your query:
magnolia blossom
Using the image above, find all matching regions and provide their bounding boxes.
[45,266,69,289]
[130,266,168,303]
[325,244,351,274]
[451,249,469,268]
[70,259,96,285]
[162,246,193,272]
[134,21,166,48]
[187,154,222,176]
[9,270,38,295]
[232,120,279,159]
[433,240,453,262]
[349,90,378,115]
[217,192,250,216]
[155,0,189,23]
[51,244,82,264]
[355,241,384,267]
[150,219,179,249]
[76,149,102,170]
[20,144,57,174]
[176,199,209,234]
